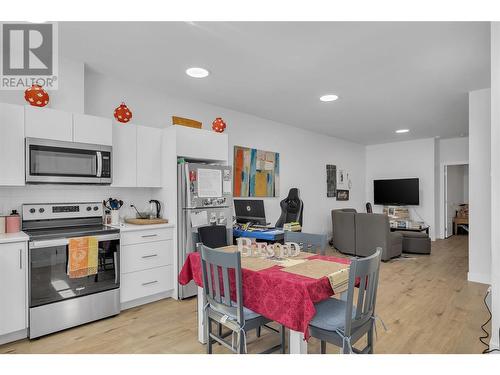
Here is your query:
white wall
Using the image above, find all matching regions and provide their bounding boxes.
[365,138,436,240]
[468,88,491,285]
[0,57,85,113]
[84,69,366,236]
[489,22,500,351]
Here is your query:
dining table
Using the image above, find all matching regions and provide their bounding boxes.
[178,245,352,354]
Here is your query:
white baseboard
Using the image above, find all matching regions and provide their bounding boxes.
[0,329,27,346]
[120,290,173,311]
[467,272,491,285]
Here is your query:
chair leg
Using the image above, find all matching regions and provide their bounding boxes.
[238,331,246,354]
[256,326,261,338]
[320,340,326,354]
[367,324,374,354]
[280,325,286,354]
[218,322,223,339]
[206,318,212,354]
[342,341,350,354]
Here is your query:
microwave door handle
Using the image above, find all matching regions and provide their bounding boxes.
[96,151,102,177]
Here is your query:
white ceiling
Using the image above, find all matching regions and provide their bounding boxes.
[59,22,490,145]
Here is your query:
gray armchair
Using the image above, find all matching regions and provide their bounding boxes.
[331,209,402,261]
[331,209,357,255]
[355,213,402,261]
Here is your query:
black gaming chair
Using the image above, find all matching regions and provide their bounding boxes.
[275,188,303,228]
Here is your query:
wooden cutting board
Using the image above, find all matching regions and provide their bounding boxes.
[125,218,169,225]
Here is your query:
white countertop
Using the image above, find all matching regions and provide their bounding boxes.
[107,222,175,232]
[0,231,30,244]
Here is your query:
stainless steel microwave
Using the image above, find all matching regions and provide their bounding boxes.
[25,137,112,184]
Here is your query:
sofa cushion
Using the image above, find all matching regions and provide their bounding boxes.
[397,231,429,239]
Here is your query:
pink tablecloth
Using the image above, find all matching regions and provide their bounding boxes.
[178,252,350,339]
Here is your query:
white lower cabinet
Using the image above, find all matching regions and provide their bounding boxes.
[0,242,27,339]
[120,228,174,308]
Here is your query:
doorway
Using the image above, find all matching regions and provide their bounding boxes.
[443,163,469,238]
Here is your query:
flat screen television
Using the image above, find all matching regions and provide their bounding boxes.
[373,178,419,205]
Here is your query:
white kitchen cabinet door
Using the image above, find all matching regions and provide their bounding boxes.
[175,126,228,162]
[137,125,162,187]
[73,114,112,145]
[25,106,73,142]
[0,242,27,336]
[112,122,137,187]
[0,103,25,186]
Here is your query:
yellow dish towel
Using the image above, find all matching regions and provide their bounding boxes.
[327,267,350,295]
[68,237,98,279]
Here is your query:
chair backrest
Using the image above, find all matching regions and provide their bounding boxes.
[198,225,228,248]
[284,231,327,255]
[354,213,390,258]
[343,248,382,336]
[200,245,244,324]
[275,188,304,227]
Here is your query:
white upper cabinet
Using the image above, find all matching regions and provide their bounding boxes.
[112,122,137,187]
[73,114,112,145]
[0,242,27,336]
[25,106,73,142]
[0,103,25,186]
[175,126,228,162]
[137,125,162,188]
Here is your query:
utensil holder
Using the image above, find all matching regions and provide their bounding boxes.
[111,210,120,226]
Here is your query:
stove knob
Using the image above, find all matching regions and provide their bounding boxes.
[39,208,45,213]
[29,208,35,214]
[86,206,92,211]
[93,206,99,211]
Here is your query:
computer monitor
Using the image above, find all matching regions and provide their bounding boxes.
[234,199,267,225]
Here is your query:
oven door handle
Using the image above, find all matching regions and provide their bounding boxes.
[29,233,120,249]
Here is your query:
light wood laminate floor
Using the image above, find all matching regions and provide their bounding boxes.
[0,235,490,354]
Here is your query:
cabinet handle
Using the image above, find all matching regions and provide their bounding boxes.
[141,254,158,259]
[19,249,22,269]
[142,280,158,286]
[141,234,158,238]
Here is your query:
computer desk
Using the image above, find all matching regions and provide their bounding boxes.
[233,227,285,242]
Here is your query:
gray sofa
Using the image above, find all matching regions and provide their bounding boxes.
[331,209,402,261]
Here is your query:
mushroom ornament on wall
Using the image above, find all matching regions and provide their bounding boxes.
[24,84,49,107]
[114,102,133,123]
[212,117,227,133]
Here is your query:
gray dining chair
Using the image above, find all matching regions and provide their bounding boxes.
[200,244,285,354]
[309,248,383,354]
[284,231,328,255]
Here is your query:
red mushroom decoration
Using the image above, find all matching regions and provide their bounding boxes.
[114,102,133,123]
[24,84,49,107]
[212,117,226,133]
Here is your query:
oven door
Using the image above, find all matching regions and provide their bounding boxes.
[25,137,112,184]
[29,233,120,308]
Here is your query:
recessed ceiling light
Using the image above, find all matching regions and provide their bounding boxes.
[186,67,209,78]
[395,129,410,134]
[320,94,339,102]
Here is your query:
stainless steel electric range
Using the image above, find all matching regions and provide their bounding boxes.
[22,202,120,339]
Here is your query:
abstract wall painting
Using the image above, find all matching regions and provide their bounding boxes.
[326,164,337,197]
[233,146,280,197]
